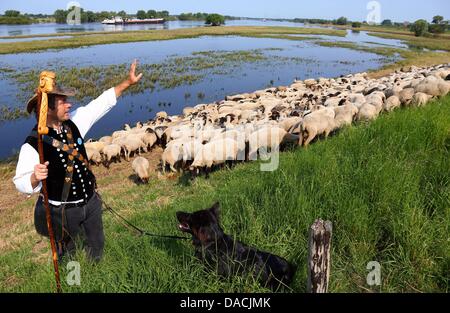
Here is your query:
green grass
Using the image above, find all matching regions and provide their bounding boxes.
[337,24,450,41]
[1,95,449,293]
[311,40,450,79]
[315,41,402,56]
[367,32,450,52]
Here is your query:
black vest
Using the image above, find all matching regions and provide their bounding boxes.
[25,120,96,202]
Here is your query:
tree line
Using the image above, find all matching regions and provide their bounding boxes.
[0,8,228,26]
[0,10,32,24]
[410,16,449,36]
[293,15,449,36]
[53,8,228,24]
[53,8,174,23]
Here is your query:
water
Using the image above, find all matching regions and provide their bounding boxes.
[0,35,73,43]
[287,30,407,48]
[0,20,331,38]
[0,27,403,159]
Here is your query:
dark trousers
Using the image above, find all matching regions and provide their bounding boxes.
[34,192,105,262]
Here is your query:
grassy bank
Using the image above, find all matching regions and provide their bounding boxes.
[0,26,346,55]
[305,24,450,76]
[311,40,450,78]
[1,93,449,292]
[367,32,450,52]
[369,51,450,78]
[337,24,450,40]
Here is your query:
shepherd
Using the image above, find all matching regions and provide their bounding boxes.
[13,60,143,268]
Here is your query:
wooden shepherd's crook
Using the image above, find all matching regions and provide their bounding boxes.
[37,71,62,293]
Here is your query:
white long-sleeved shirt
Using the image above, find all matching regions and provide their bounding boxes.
[13,87,117,202]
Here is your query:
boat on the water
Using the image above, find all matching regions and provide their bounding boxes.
[102,17,165,25]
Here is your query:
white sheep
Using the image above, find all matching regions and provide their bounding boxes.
[324,97,345,108]
[347,93,366,106]
[134,129,158,151]
[278,117,303,132]
[86,146,102,165]
[116,135,147,161]
[132,156,150,183]
[357,102,381,122]
[190,138,240,174]
[333,103,358,129]
[183,107,195,116]
[181,139,204,165]
[85,140,106,152]
[194,127,224,143]
[398,88,415,105]
[102,144,122,168]
[210,129,246,160]
[111,130,129,139]
[299,108,335,147]
[415,77,450,97]
[384,85,402,98]
[156,111,168,120]
[99,136,113,144]
[248,127,298,160]
[161,142,184,173]
[384,96,401,112]
[411,92,433,107]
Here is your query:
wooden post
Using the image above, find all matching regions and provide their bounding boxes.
[307,219,332,293]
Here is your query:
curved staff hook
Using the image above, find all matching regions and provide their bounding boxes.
[37,71,62,293]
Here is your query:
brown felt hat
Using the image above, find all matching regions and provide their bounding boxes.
[26,84,76,114]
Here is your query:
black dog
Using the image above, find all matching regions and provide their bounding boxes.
[176,202,296,290]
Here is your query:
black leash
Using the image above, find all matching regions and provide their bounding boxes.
[99,195,189,241]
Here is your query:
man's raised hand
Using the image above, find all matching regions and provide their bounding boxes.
[128,59,143,85]
[114,59,143,97]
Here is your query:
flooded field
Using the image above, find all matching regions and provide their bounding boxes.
[0,27,404,159]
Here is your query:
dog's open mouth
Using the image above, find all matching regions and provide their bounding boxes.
[178,222,190,232]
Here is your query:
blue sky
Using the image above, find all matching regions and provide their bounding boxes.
[1,0,449,22]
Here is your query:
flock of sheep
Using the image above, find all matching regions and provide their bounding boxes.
[84,63,450,183]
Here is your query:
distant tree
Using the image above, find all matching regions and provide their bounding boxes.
[178,13,191,20]
[97,11,114,21]
[429,23,446,34]
[410,19,429,36]
[352,22,362,28]
[146,10,157,18]
[53,9,67,23]
[432,15,444,24]
[117,10,127,18]
[136,10,146,20]
[194,12,207,20]
[82,10,96,23]
[4,10,21,17]
[336,16,348,25]
[205,13,225,26]
[160,10,169,18]
[381,19,393,26]
[429,15,447,34]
